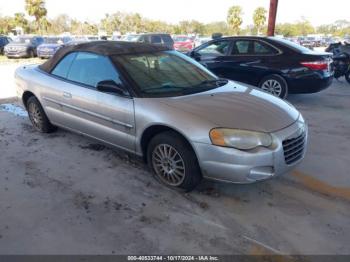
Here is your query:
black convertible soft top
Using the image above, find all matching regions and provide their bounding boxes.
[39,41,171,73]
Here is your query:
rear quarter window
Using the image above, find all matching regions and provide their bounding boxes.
[270,37,314,54]
[162,35,173,44]
[51,52,77,78]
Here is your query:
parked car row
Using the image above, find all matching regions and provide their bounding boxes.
[2,33,335,99]
[1,35,107,59]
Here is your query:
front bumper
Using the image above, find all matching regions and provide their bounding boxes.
[37,50,55,58]
[193,119,308,183]
[174,46,192,52]
[5,50,29,58]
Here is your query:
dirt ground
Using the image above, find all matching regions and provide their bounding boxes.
[0,60,350,255]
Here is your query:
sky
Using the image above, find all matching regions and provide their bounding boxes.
[0,0,349,26]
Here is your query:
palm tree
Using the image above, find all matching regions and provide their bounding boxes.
[25,0,47,34]
[253,7,267,35]
[227,6,243,35]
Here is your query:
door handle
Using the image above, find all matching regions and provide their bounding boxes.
[63,92,72,99]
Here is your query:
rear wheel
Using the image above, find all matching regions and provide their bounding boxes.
[26,96,57,133]
[147,131,202,191]
[259,74,288,99]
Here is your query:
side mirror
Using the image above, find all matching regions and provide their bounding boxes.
[96,80,127,96]
[189,50,201,61]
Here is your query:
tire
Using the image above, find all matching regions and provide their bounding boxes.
[28,50,35,58]
[26,96,57,133]
[259,74,288,99]
[345,71,350,84]
[147,131,202,191]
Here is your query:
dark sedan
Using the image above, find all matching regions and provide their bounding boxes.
[4,36,44,58]
[188,36,333,98]
[37,36,72,58]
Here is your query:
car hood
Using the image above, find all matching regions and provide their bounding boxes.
[158,82,300,133]
[174,41,191,45]
[38,43,61,49]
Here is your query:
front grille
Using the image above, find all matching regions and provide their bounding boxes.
[282,132,306,165]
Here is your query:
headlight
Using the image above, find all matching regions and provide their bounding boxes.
[209,128,272,150]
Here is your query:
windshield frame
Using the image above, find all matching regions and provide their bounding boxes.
[112,50,221,98]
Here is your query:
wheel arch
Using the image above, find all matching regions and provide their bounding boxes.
[139,124,199,163]
[22,91,37,109]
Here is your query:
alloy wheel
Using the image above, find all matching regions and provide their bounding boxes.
[261,79,282,97]
[28,102,43,130]
[152,144,186,186]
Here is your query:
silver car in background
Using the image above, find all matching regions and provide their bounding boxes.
[15,41,308,191]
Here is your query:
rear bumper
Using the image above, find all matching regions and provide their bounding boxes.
[287,74,333,94]
[193,119,307,183]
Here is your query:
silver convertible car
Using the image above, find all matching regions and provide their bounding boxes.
[15,41,308,191]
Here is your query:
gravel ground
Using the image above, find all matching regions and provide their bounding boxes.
[0,59,350,255]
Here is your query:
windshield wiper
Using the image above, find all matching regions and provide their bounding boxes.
[192,78,228,88]
[142,84,184,93]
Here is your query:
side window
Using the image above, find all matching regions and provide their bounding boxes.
[197,40,230,56]
[162,35,173,44]
[67,52,122,88]
[253,41,278,55]
[151,35,162,44]
[51,52,77,78]
[137,35,145,43]
[231,40,251,55]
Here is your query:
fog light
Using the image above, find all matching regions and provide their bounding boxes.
[248,166,274,181]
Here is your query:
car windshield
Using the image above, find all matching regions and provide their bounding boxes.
[125,35,139,42]
[271,37,314,54]
[14,37,32,43]
[113,51,225,97]
[44,37,67,44]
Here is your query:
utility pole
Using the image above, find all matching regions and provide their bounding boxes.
[267,0,278,36]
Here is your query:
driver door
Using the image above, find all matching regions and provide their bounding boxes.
[50,52,135,152]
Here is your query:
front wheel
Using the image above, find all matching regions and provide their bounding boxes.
[259,74,288,99]
[147,131,202,191]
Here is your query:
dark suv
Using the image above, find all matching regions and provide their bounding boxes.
[4,36,44,58]
[135,33,174,49]
[0,35,12,55]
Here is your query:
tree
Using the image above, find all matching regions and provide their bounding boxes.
[48,14,71,34]
[227,6,243,35]
[253,7,267,35]
[203,21,230,36]
[0,16,14,34]
[25,0,47,33]
[296,17,315,36]
[13,13,30,32]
